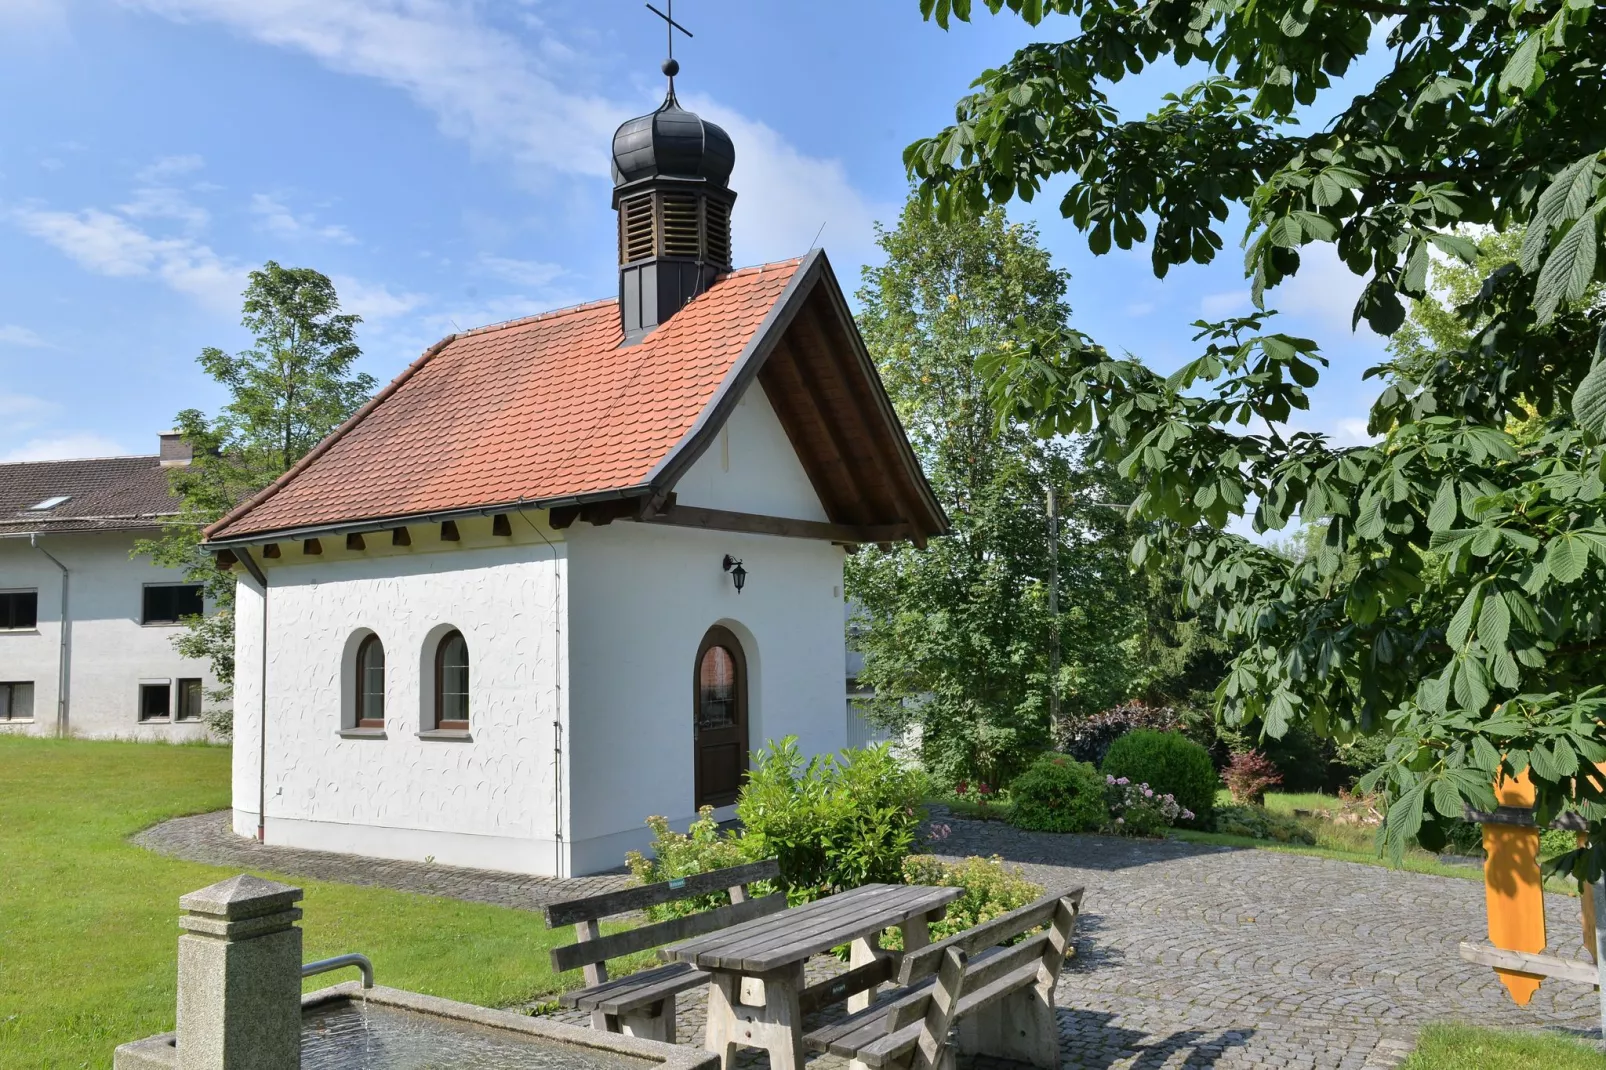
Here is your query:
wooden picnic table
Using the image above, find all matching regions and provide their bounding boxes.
[662,882,964,1070]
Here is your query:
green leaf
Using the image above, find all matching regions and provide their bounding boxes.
[1429,776,1464,820]
[1471,735,1502,771]
[1573,325,1606,436]
[1547,534,1588,583]
[1453,656,1490,712]
[1477,592,1511,650]
[1535,207,1601,324]
[1499,33,1543,95]
[1447,586,1480,648]
[1427,479,1458,532]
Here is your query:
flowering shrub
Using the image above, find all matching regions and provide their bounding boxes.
[1101,730,1218,825]
[625,808,762,920]
[889,855,1045,948]
[738,737,928,903]
[1104,775,1194,837]
[1223,750,1283,805]
[1007,752,1108,833]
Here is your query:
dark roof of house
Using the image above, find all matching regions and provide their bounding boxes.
[205,250,948,546]
[0,454,181,535]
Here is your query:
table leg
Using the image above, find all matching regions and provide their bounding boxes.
[710,963,806,1070]
[704,972,740,1070]
[847,934,881,1014]
[901,910,933,955]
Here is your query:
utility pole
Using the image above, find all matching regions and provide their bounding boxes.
[1047,485,1060,724]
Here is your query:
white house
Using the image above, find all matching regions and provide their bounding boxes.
[202,87,947,877]
[0,435,221,739]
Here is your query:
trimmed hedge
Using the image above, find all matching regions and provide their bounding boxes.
[1101,730,1218,825]
[1008,753,1108,833]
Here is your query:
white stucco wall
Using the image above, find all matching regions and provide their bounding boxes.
[229,380,851,877]
[564,381,847,874]
[0,531,218,740]
[673,384,830,521]
[231,514,568,875]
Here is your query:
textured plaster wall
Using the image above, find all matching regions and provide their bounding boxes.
[0,532,218,740]
[231,516,567,874]
[565,382,848,874]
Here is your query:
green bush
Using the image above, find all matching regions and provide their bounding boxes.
[738,737,928,903]
[1213,804,1317,845]
[892,855,1046,948]
[1101,730,1218,824]
[1007,752,1108,833]
[624,808,762,920]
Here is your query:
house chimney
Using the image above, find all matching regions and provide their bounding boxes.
[610,68,736,344]
[160,432,194,467]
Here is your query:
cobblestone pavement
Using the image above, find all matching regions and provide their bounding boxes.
[138,809,1601,1068]
[133,810,632,908]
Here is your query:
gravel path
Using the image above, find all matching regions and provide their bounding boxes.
[136,808,1600,1068]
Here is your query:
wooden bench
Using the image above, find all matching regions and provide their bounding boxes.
[544,859,785,1042]
[803,886,1083,1070]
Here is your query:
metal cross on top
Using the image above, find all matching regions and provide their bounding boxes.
[645,1,692,90]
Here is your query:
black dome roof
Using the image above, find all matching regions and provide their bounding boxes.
[611,93,735,188]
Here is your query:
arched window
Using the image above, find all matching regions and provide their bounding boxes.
[435,630,470,730]
[355,635,386,728]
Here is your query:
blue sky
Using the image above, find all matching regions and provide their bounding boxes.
[0,0,1390,466]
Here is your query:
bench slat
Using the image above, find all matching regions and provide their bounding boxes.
[560,962,709,1015]
[804,977,937,1056]
[552,892,787,973]
[796,952,895,1015]
[857,962,1042,1068]
[896,886,1082,986]
[543,859,782,926]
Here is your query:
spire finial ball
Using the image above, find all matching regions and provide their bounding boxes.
[662,57,680,77]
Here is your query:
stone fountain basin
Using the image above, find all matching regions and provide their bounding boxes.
[114,981,719,1070]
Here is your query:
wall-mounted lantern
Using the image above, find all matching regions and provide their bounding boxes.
[722,554,747,594]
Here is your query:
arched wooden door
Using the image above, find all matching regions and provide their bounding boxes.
[694,625,748,808]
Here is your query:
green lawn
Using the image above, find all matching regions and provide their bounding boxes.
[0,737,602,1070]
[1402,1024,1605,1069]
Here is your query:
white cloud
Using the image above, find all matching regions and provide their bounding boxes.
[121,0,887,265]
[137,154,205,182]
[120,185,210,231]
[1200,289,1250,317]
[250,193,357,244]
[0,325,48,348]
[477,254,563,290]
[1124,301,1156,317]
[1,432,131,462]
[0,391,55,419]
[333,275,428,321]
[123,0,621,177]
[11,205,245,310]
[1268,243,1377,335]
[689,98,889,266]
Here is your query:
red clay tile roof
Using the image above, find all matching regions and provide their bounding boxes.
[206,258,806,541]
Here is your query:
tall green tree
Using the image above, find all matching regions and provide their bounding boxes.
[906,0,1606,874]
[136,263,376,731]
[847,199,1148,787]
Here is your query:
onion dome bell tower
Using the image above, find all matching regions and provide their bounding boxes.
[612,57,736,342]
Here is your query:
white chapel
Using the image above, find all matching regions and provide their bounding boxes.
[205,86,947,877]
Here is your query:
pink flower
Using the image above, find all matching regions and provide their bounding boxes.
[1143,788,1154,798]
[1115,817,1124,825]
[956,781,968,795]
[1106,774,1116,785]
[1116,777,1130,786]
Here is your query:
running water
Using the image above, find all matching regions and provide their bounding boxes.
[300,1001,652,1070]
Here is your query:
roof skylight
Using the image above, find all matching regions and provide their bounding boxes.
[29,495,71,510]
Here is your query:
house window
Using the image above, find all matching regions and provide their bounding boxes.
[142,584,203,625]
[0,682,33,721]
[356,635,386,728]
[434,631,469,729]
[175,678,203,722]
[139,682,172,722]
[0,591,38,631]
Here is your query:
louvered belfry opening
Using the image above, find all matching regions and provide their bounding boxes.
[611,90,737,343]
